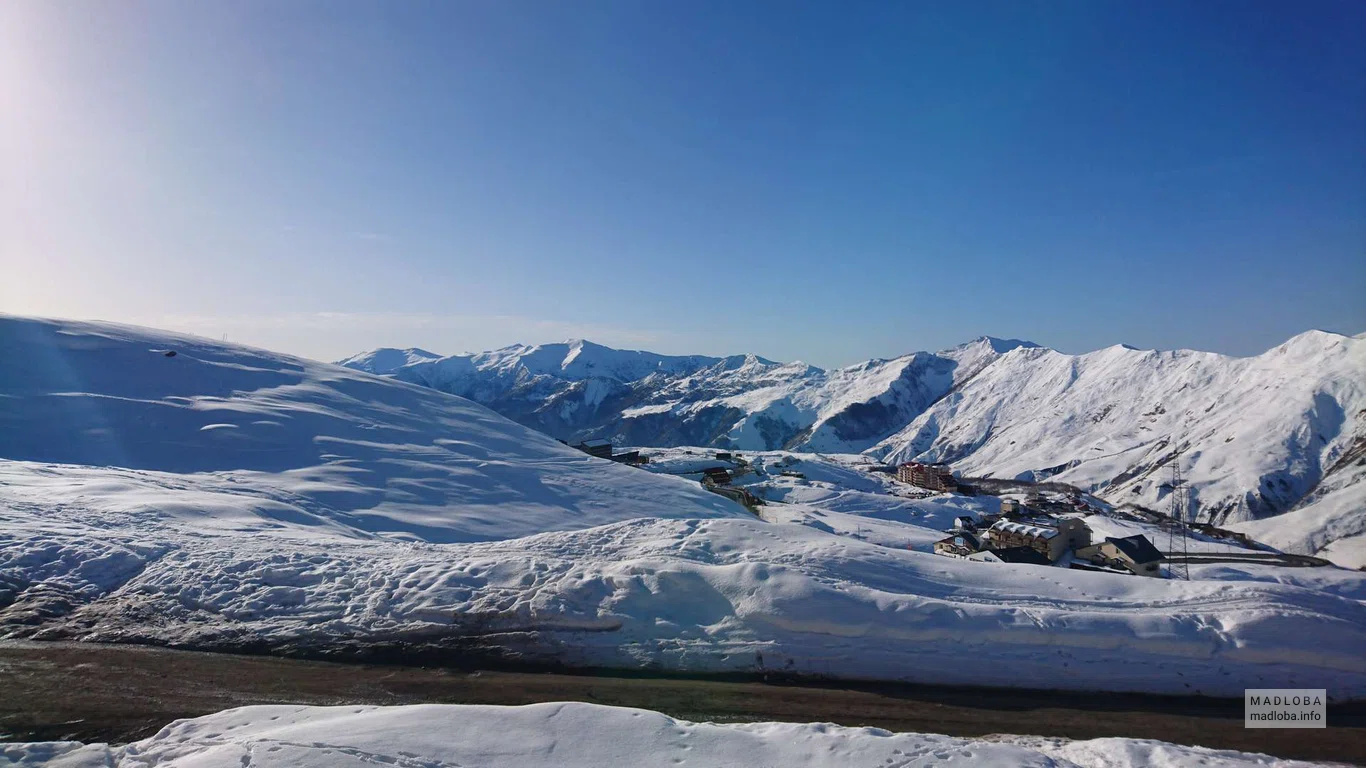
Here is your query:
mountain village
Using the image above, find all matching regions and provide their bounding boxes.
[562,436,1173,576]
[565,435,1334,580]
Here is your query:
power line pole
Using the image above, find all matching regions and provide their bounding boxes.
[1166,447,1191,580]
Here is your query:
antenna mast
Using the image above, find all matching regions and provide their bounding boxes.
[1166,447,1191,580]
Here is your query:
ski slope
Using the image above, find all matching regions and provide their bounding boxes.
[1,702,1323,768]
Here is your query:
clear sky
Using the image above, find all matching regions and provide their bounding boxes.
[3,1,1363,368]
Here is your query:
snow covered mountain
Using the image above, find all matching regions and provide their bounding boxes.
[341,332,1365,564]
[335,346,441,374]
[340,336,1038,453]
[871,330,1366,565]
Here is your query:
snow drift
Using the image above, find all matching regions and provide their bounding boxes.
[8,507,1366,698]
[0,702,1327,768]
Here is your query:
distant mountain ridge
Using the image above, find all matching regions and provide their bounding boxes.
[339,331,1366,565]
[340,336,1040,453]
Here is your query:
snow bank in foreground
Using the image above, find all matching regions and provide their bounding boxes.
[0,702,1321,767]
[9,509,1365,699]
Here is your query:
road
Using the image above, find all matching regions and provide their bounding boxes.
[1163,551,1333,567]
[2,641,1363,764]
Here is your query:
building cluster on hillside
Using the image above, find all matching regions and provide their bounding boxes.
[933,499,1167,577]
[697,456,763,510]
[701,466,733,485]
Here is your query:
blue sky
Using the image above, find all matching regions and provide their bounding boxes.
[3,0,1363,367]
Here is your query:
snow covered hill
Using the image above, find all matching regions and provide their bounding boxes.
[342,332,1365,564]
[0,316,745,544]
[5,702,1325,768]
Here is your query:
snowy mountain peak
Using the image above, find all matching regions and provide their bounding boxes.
[334,346,442,374]
[559,338,594,368]
[962,336,1043,355]
[1093,343,1144,355]
[714,352,784,373]
[1276,328,1358,351]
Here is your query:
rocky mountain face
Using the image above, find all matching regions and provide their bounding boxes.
[341,332,1366,563]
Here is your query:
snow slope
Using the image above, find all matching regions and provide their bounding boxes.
[0,316,745,544]
[1230,439,1366,569]
[2,702,1320,768]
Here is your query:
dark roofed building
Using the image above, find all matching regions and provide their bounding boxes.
[700,467,732,486]
[1076,534,1164,577]
[609,450,645,465]
[574,439,614,459]
[985,546,1053,566]
[1109,534,1162,564]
